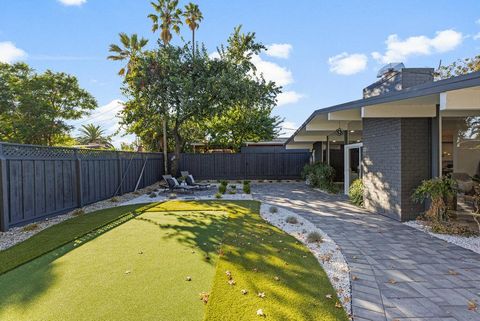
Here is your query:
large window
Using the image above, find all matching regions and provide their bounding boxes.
[442,116,480,178]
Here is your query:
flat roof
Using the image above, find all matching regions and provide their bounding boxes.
[286,70,480,145]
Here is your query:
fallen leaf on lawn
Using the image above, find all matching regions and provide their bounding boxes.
[241,289,248,295]
[257,292,266,298]
[125,270,131,275]
[335,302,343,308]
[256,309,265,317]
[226,270,232,278]
[199,292,209,304]
[274,276,280,281]
[186,276,192,281]
[138,251,143,255]
[228,279,236,286]
[325,294,332,299]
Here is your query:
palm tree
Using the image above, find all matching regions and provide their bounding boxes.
[183,3,203,57]
[148,0,183,174]
[77,124,113,148]
[107,33,148,75]
[148,0,183,46]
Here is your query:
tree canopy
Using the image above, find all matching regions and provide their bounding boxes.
[111,1,282,172]
[436,55,480,79]
[0,62,97,146]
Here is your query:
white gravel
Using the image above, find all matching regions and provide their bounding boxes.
[404,220,480,255]
[259,203,352,314]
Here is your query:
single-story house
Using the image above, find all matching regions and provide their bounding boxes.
[285,64,480,221]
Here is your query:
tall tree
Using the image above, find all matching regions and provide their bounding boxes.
[148,0,183,46]
[183,2,203,57]
[107,33,148,76]
[0,62,97,146]
[77,124,113,148]
[148,0,183,173]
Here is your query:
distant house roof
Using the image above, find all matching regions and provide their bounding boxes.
[285,70,480,145]
[245,138,289,146]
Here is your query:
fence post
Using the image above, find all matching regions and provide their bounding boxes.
[74,149,84,208]
[117,151,123,195]
[0,144,9,232]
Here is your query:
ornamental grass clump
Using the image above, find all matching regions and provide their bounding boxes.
[243,181,251,194]
[285,216,298,224]
[218,184,227,194]
[349,179,364,207]
[306,231,323,243]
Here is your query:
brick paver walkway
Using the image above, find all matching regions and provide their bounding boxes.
[253,183,480,321]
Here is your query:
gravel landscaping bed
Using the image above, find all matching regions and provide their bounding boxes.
[259,203,352,315]
[0,182,162,251]
[404,220,480,254]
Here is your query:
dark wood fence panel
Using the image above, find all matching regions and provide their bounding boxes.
[179,152,309,180]
[0,143,164,231]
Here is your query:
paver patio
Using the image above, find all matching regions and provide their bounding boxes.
[253,183,480,321]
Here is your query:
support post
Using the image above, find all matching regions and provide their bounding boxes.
[0,144,9,232]
[326,136,330,165]
[74,149,84,208]
[431,105,440,178]
[116,151,123,196]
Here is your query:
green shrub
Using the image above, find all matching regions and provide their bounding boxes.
[349,179,364,207]
[22,223,39,232]
[218,184,227,194]
[214,192,223,199]
[301,162,337,193]
[228,189,236,195]
[243,183,251,194]
[412,176,457,222]
[306,231,323,243]
[243,180,250,185]
[230,185,237,189]
[220,180,228,186]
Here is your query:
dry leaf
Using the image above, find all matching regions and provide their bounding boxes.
[467,300,477,311]
[325,294,332,299]
[256,309,265,317]
[186,276,192,281]
[257,292,266,298]
[352,275,359,281]
[125,270,131,275]
[199,292,209,304]
[335,302,343,308]
[241,289,248,295]
[228,279,236,286]
[274,276,280,281]
[448,269,459,276]
[388,279,397,284]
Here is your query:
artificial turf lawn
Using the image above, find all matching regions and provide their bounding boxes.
[0,203,148,275]
[0,202,228,321]
[0,200,348,321]
[203,201,349,321]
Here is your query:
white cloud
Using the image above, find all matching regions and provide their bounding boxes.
[276,91,303,106]
[71,99,133,148]
[279,121,297,137]
[372,29,463,63]
[328,52,368,75]
[265,43,292,59]
[209,51,220,59]
[476,18,480,25]
[0,41,27,64]
[58,0,87,6]
[474,32,480,41]
[251,54,293,86]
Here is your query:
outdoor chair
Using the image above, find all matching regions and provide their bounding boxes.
[162,175,196,194]
[180,171,211,189]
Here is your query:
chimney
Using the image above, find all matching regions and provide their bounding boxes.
[363,63,434,98]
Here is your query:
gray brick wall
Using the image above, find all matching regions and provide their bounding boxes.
[362,118,431,221]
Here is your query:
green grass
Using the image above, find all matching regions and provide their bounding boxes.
[203,201,348,321]
[0,204,148,275]
[0,200,348,321]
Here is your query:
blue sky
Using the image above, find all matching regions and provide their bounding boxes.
[1,0,480,146]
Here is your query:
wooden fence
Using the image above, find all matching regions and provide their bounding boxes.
[178,152,310,180]
[0,143,164,231]
[0,143,310,231]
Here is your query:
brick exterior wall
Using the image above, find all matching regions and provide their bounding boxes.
[362,118,431,221]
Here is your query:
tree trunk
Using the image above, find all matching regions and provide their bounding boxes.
[192,30,195,59]
[171,127,183,176]
[162,118,168,174]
